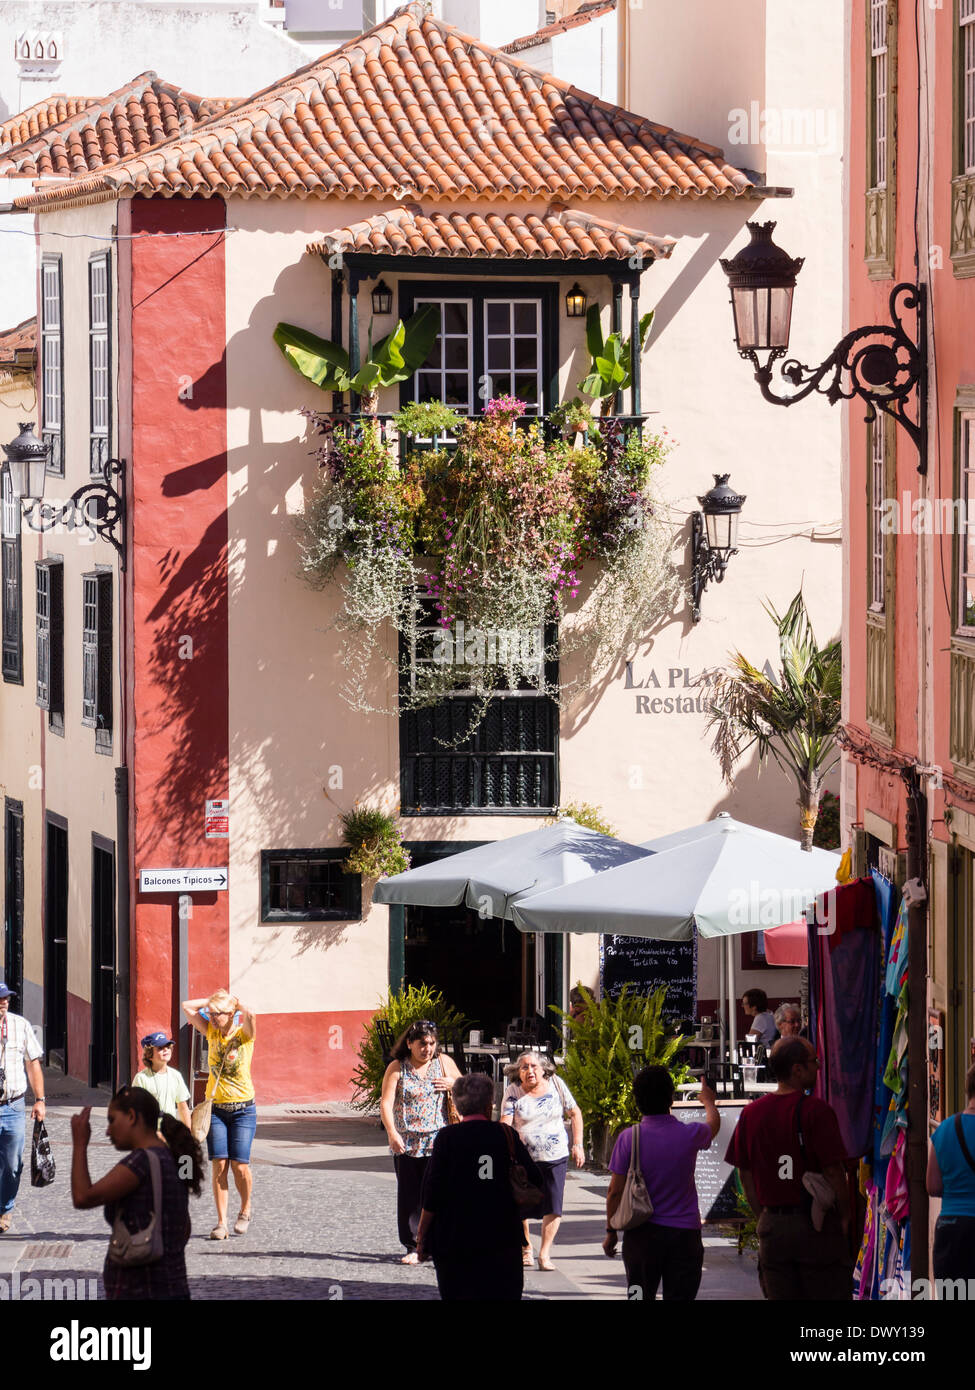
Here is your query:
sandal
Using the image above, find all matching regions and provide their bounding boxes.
[401,1251,420,1265]
[209,1223,229,1240]
[522,1247,535,1268]
[538,1256,556,1271]
[234,1210,251,1235]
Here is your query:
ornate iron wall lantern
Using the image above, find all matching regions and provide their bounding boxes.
[565,283,587,317]
[371,279,393,315]
[721,221,927,473]
[691,474,746,622]
[2,422,127,568]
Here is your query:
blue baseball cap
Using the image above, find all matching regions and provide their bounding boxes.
[140,1030,175,1049]
[0,983,16,999]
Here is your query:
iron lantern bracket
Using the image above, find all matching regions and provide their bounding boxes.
[741,282,927,474]
[21,457,127,569]
[691,511,735,624]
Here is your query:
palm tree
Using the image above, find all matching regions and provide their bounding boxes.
[702,591,841,850]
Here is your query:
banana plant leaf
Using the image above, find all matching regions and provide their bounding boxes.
[273,322,351,391]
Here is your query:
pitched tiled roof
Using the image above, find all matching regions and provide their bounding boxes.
[0,317,37,368]
[308,204,675,262]
[503,0,617,55]
[14,2,758,212]
[0,75,239,178]
[0,95,100,151]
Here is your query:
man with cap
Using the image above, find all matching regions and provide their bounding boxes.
[132,1030,192,1125]
[0,983,46,1232]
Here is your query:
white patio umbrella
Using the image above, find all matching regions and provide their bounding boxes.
[371,819,650,922]
[510,813,840,1055]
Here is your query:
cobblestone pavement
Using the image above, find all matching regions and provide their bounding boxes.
[0,1071,761,1301]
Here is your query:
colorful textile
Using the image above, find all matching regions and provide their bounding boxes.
[884,1130,909,1222]
[807,877,880,1158]
[885,899,909,996]
[871,871,900,1184]
[854,1183,878,1300]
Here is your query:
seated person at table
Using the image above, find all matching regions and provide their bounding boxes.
[774,1003,803,1039]
[743,989,777,1048]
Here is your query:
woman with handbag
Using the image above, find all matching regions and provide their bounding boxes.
[182,989,257,1240]
[500,1050,584,1270]
[603,1068,718,1301]
[70,1087,203,1300]
[380,1020,461,1264]
[416,1071,543,1301]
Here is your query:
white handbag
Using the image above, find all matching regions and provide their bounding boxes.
[612,1123,655,1231]
[107,1147,165,1267]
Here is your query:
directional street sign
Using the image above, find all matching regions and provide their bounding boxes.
[139,868,229,893]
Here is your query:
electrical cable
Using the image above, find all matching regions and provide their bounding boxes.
[0,226,235,242]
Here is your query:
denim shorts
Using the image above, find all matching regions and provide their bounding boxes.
[206,1100,257,1163]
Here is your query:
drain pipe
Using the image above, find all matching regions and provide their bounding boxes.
[115,765,131,1088]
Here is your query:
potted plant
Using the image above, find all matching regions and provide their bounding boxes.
[273,305,440,417]
[340,805,410,879]
[350,984,472,1111]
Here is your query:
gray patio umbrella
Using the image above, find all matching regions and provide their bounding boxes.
[510,812,840,1053]
[371,819,651,922]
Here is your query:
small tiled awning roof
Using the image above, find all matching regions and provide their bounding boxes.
[14,3,761,212]
[0,317,37,370]
[308,205,676,263]
[0,74,238,178]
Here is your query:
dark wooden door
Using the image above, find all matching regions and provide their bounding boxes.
[44,817,68,1068]
[90,839,115,1087]
[3,798,24,1002]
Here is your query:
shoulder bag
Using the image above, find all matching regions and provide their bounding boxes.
[954,1113,975,1173]
[190,1034,230,1143]
[107,1148,165,1267]
[30,1119,56,1187]
[501,1122,545,1214]
[440,1056,461,1125]
[611,1123,654,1230]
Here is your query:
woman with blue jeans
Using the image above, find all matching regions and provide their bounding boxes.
[183,990,257,1239]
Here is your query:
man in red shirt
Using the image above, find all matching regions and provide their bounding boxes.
[725,1036,852,1300]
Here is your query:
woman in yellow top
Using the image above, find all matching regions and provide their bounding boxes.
[182,989,257,1240]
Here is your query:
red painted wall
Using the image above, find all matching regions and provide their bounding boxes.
[252,1009,373,1103]
[127,199,230,1071]
[67,991,90,1083]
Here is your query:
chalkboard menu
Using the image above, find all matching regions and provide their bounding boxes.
[600,934,697,1022]
[674,1103,744,1222]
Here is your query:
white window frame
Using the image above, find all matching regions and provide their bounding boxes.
[89,254,110,475]
[483,298,543,415]
[41,257,63,474]
[870,418,887,613]
[411,298,473,417]
[871,0,889,189]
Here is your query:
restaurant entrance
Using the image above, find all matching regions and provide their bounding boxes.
[394,842,563,1044]
[404,901,530,1041]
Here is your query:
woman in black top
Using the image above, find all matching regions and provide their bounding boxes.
[71,1086,204,1300]
[417,1071,542,1301]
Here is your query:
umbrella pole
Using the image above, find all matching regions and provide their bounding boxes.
[726,933,737,1062]
[716,933,726,1056]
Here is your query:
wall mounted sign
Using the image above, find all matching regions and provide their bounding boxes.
[205,799,229,839]
[139,868,228,893]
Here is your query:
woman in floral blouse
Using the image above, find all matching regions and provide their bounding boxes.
[500,1051,584,1270]
[380,1020,461,1264]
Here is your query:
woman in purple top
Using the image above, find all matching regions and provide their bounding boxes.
[603,1067,719,1301]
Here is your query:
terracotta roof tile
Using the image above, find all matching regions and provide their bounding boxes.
[0,96,100,152]
[308,204,676,262]
[0,75,239,178]
[14,3,756,213]
[0,316,37,367]
[503,1,617,55]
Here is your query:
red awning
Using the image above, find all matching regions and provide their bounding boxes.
[763,920,808,967]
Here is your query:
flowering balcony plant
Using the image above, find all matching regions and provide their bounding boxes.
[294,397,683,725]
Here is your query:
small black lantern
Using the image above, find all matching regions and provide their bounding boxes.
[691,474,746,622]
[720,221,803,357]
[565,283,587,318]
[371,279,393,315]
[2,421,127,568]
[1,420,48,503]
